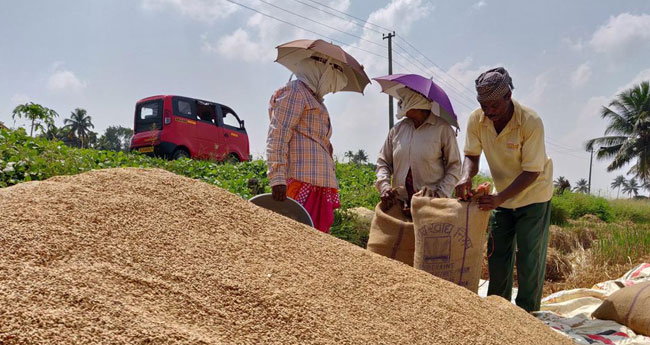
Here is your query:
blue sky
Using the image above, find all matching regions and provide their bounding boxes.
[2,0,650,196]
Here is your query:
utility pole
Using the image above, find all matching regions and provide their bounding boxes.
[383,31,395,130]
[588,147,594,194]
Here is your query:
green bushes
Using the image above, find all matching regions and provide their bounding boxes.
[609,199,650,224]
[0,128,270,198]
[335,162,379,210]
[551,192,613,222]
[550,199,570,226]
[330,210,370,248]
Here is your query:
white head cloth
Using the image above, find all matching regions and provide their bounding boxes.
[396,88,431,119]
[294,54,348,100]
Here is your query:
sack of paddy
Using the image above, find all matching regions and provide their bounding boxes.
[592,281,650,336]
[411,183,491,293]
[366,202,415,266]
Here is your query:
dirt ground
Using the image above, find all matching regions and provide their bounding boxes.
[0,168,573,344]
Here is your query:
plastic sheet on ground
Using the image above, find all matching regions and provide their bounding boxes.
[536,263,650,344]
[479,263,650,344]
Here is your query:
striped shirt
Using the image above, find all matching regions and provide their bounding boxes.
[266,80,338,189]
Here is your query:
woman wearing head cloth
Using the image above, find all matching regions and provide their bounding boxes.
[266,53,348,233]
[375,87,462,216]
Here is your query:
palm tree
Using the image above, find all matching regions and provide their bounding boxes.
[344,150,355,163]
[64,108,95,148]
[354,149,368,165]
[12,102,59,137]
[38,123,63,141]
[610,175,627,199]
[573,178,589,193]
[553,176,571,195]
[585,81,650,186]
[622,178,640,198]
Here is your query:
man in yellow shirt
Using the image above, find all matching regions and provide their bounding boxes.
[455,67,553,312]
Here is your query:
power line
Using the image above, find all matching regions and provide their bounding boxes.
[395,35,477,96]
[293,0,479,106]
[256,0,386,51]
[387,45,478,114]
[547,148,589,160]
[223,0,388,60]
[546,135,586,152]
[302,0,393,32]
[391,42,479,111]
[287,0,384,34]
[229,0,477,116]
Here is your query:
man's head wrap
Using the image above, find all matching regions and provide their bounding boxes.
[475,67,514,102]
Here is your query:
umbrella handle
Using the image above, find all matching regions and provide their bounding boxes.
[287,73,294,84]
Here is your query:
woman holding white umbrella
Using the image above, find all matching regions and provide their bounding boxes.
[374,74,462,216]
[266,39,370,233]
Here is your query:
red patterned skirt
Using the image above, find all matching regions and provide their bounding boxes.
[286,178,341,233]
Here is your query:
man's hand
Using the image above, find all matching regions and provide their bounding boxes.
[478,194,504,211]
[380,189,397,211]
[455,178,473,201]
[272,184,287,201]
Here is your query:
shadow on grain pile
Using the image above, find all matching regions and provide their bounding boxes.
[0,168,573,345]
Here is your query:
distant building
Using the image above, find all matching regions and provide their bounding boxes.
[0,121,6,129]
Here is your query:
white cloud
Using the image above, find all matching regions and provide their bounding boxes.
[570,62,592,88]
[141,0,238,22]
[47,69,87,93]
[589,13,650,55]
[560,37,584,52]
[473,1,486,10]
[615,67,650,95]
[203,28,272,62]
[364,0,432,36]
[202,0,358,63]
[522,70,551,107]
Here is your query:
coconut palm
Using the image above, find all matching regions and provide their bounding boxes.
[585,81,650,186]
[354,149,368,165]
[554,176,571,195]
[622,178,640,198]
[610,175,627,199]
[11,102,59,137]
[64,108,95,148]
[573,178,589,193]
[38,123,64,141]
[344,150,355,163]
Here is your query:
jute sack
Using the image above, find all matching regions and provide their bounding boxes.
[366,203,415,266]
[411,196,490,293]
[592,281,650,336]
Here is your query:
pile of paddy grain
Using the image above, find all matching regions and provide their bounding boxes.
[0,168,573,345]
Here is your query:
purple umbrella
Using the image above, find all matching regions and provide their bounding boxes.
[373,74,459,129]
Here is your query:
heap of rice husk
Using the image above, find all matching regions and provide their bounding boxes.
[0,168,573,345]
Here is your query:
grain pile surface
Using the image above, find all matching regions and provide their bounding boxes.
[0,168,573,345]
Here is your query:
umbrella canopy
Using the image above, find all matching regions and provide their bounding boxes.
[276,39,371,94]
[373,74,459,129]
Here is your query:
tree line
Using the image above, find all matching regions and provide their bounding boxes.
[10,103,132,152]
